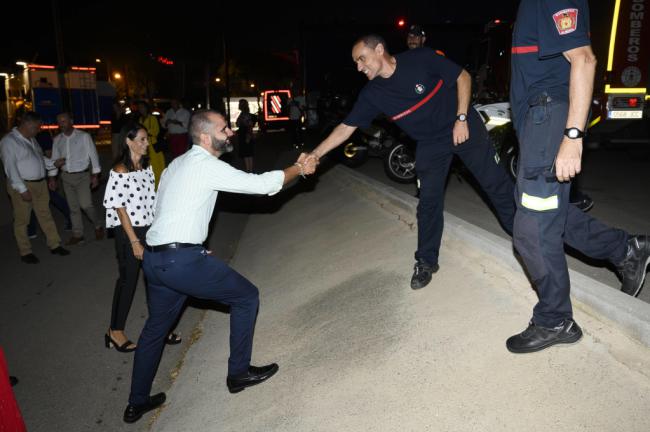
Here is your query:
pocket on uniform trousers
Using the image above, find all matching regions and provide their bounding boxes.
[520,104,555,168]
[530,104,548,125]
[517,167,560,213]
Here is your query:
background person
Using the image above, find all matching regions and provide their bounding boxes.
[51,112,104,245]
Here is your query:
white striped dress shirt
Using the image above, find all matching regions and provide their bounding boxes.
[146,145,284,246]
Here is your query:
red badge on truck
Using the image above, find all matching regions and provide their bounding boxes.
[553,8,578,35]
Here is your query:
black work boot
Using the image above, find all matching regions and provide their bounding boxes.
[506,318,582,354]
[616,235,650,297]
[410,259,439,290]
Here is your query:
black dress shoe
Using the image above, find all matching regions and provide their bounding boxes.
[165,332,182,345]
[50,246,70,256]
[506,319,582,354]
[9,376,18,387]
[123,392,166,423]
[617,235,650,297]
[410,260,439,290]
[20,253,39,264]
[226,363,279,394]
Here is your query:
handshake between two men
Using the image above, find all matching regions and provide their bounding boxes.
[289,152,321,179]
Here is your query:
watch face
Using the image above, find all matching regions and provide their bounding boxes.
[457,114,467,121]
[568,128,579,138]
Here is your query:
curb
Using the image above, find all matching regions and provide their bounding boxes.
[330,165,650,348]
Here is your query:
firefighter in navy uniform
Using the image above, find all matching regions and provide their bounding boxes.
[310,34,516,290]
[507,0,650,353]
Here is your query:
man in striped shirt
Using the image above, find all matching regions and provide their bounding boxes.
[123,110,316,423]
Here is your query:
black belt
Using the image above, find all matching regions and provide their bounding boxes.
[64,168,89,174]
[145,242,201,252]
[23,178,45,182]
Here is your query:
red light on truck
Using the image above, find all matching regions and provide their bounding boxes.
[628,97,639,108]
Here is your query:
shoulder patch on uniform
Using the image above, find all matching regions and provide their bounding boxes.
[552,8,578,35]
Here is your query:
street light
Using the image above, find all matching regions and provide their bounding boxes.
[250,83,255,88]
[113,72,122,80]
[215,77,221,83]
[95,58,101,63]
[15,61,27,67]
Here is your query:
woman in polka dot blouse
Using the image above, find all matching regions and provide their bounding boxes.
[103,122,180,352]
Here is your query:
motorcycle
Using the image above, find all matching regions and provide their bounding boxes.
[474,101,519,179]
[322,116,418,184]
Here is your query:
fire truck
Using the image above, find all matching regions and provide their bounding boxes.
[2,63,113,133]
[602,0,648,120]
[591,0,649,143]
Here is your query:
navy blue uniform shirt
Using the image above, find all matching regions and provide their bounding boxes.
[510,0,591,132]
[344,48,462,143]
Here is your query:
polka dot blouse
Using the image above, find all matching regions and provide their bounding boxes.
[103,166,156,228]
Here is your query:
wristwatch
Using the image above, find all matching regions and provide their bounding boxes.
[456,113,467,122]
[564,127,585,139]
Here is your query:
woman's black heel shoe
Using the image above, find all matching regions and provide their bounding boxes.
[105,333,137,353]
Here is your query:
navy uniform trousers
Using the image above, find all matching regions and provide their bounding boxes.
[415,108,515,267]
[129,246,259,406]
[513,93,628,328]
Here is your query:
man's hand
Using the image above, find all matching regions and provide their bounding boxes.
[90,174,99,189]
[306,152,320,165]
[554,137,582,182]
[452,121,469,145]
[296,153,318,175]
[300,153,318,175]
[20,190,32,202]
[48,177,57,191]
[54,158,66,168]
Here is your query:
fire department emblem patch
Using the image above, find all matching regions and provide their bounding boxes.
[553,8,578,35]
[415,83,425,94]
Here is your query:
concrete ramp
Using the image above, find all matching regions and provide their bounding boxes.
[152,167,650,432]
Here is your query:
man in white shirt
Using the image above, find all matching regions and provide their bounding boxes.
[0,111,70,263]
[162,99,191,159]
[52,112,104,244]
[123,110,316,424]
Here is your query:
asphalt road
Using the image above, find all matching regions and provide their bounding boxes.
[1,125,647,431]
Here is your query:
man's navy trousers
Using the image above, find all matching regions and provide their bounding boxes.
[513,93,628,328]
[415,108,515,267]
[129,246,259,406]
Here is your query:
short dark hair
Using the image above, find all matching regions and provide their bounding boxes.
[354,34,388,52]
[190,109,225,145]
[21,111,42,125]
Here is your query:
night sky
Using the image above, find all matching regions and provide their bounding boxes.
[1,1,616,101]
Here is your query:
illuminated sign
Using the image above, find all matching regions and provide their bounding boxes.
[262,90,292,122]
